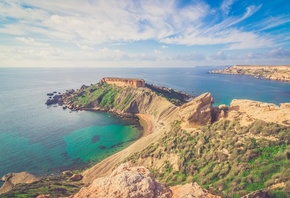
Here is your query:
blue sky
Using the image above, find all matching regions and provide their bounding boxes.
[0,0,289,67]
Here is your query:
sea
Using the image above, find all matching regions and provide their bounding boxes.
[1,67,290,185]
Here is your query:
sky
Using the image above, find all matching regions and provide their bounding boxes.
[0,0,290,67]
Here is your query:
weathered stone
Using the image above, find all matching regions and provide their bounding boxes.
[73,163,172,198]
[0,172,39,195]
[178,92,214,126]
[69,174,83,181]
[101,77,145,87]
[170,182,221,198]
[61,170,73,177]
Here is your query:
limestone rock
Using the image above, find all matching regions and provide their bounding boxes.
[228,99,290,126]
[73,163,172,198]
[0,172,39,195]
[170,182,221,198]
[178,92,214,126]
[69,174,83,181]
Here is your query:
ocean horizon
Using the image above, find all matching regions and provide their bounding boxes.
[1,66,290,183]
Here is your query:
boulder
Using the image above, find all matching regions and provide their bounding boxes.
[69,174,83,181]
[73,163,172,198]
[0,172,39,195]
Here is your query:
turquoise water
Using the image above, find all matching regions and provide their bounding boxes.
[0,67,290,181]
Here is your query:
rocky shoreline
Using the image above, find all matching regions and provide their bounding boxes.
[209,65,290,82]
[3,77,290,197]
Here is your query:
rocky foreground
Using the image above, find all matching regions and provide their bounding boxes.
[73,163,220,198]
[2,78,290,197]
[209,65,290,82]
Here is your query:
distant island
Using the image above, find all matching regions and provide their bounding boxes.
[2,77,290,198]
[209,65,290,82]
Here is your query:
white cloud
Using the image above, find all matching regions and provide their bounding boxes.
[16,37,50,47]
[0,0,289,67]
[221,0,234,15]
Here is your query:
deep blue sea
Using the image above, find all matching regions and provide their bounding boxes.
[1,67,290,184]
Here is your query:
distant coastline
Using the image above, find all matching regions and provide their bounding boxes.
[209,65,290,82]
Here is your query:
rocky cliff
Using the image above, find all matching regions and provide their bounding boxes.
[100,77,146,87]
[209,65,290,82]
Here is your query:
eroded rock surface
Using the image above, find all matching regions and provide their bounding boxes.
[170,182,221,198]
[178,92,214,127]
[0,172,39,195]
[73,163,172,198]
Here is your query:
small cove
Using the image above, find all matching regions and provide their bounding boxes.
[1,67,290,182]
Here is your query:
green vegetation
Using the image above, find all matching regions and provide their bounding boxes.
[126,119,290,197]
[69,83,121,109]
[145,83,190,106]
[2,174,83,198]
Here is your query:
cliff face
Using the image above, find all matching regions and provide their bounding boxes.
[209,65,290,82]
[178,92,214,127]
[100,77,145,87]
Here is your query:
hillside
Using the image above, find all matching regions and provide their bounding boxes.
[2,78,290,197]
[209,65,290,82]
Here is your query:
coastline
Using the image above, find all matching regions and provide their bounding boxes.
[136,113,153,137]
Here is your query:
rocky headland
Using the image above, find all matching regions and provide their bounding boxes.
[209,65,290,82]
[3,77,290,197]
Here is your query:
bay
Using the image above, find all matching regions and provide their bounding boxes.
[1,66,290,182]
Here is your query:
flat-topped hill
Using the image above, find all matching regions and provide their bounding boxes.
[209,65,290,82]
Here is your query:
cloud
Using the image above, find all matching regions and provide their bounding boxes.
[211,51,228,60]
[211,48,290,61]
[0,0,289,67]
[16,37,50,47]
[221,0,234,15]
[268,48,290,58]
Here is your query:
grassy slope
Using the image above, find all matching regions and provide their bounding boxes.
[68,82,188,111]
[126,119,290,197]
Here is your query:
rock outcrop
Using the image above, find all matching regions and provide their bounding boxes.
[0,172,39,195]
[73,163,172,198]
[227,99,290,126]
[170,182,221,198]
[74,163,220,198]
[178,92,214,127]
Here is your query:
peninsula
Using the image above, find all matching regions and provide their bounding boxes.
[209,65,290,82]
[2,77,290,198]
